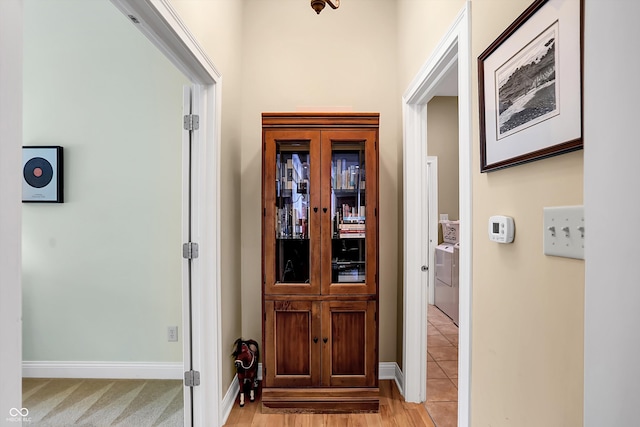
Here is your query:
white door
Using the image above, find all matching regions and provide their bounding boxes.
[181,84,201,427]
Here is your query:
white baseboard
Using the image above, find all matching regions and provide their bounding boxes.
[221,373,240,423]
[379,362,404,396]
[22,361,183,379]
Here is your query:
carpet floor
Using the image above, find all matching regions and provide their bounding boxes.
[22,378,183,427]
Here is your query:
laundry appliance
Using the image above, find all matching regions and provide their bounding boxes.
[435,220,459,325]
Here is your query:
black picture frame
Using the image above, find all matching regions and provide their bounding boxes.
[478,0,583,172]
[22,146,64,203]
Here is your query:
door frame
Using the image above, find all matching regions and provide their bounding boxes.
[103,1,224,426]
[0,0,24,419]
[402,2,472,426]
[426,156,438,305]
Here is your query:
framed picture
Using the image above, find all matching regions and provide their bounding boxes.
[22,146,64,203]
[478,0,583,172]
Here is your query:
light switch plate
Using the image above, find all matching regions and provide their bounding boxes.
[543,206,584,259]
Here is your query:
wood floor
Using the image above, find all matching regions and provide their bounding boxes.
[223,380,435,427]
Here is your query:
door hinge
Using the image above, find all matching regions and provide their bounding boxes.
[184,370,201,387]
[183,114,200,131]
[182,242,199,259]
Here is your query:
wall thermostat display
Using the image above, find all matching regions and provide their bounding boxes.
[488,215,514,243]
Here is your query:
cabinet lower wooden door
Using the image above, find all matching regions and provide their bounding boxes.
[264,300,321,387]
[321,300,377,387]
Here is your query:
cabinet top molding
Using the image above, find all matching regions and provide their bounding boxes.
[262,112,379,128]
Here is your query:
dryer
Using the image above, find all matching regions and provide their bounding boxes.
[434,243,456,323]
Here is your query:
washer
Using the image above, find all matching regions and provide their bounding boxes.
[434,243,456,322]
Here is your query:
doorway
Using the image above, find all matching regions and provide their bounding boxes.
[402,3,472,426]
[424,95,459,426]
[17,0,223,425]
[22,1,187,424]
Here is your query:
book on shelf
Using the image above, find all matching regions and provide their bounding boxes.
[340,215,366,224]
[338,223,366,230]
[286,158,293,190]
[337,270,366,282]
[339,231,365,238]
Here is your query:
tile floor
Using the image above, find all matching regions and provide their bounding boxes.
[425,304,458,427]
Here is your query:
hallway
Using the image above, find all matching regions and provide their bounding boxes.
[426,305,458,427]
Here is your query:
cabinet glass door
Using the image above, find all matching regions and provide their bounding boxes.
[321,130,377,295]
[264,130,320,295]
[331,147,366,283]
[276,148,310,282]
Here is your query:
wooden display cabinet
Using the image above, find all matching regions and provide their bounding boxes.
[261,113,379,413]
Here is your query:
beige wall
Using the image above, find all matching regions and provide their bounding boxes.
[170,0,244,389]
[397,0,466,90]
[238,0,400,364]
[427,96,459,223]
[471,1,584,425]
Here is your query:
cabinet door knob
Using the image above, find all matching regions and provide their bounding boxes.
[313,337,318,343]
[313,207,318,213]
[323,207,328,213]
[323,337,328,343]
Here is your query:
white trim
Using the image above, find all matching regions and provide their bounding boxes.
[110,2,223,427]
[22,361,183,379]
[402,100,429,403]
[0,0,23,418]
[393,362,405,396]
[426,156,439,305]
[402,3,472,426]
[221,374,240,422]
[379,362,404,396]
[378,361,399,381]
[110,0,219,84]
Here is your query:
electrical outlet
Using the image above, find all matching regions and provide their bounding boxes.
[168,326,178,342]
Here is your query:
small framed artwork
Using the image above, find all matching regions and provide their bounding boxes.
[22,146,64,203]
[478,0,583,172]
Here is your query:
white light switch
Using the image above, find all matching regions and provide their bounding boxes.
[543,205,584,259]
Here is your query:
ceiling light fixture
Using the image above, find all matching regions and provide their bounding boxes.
[311,0,340,14]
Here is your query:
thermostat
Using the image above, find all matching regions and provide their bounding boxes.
[488,215,514,243]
